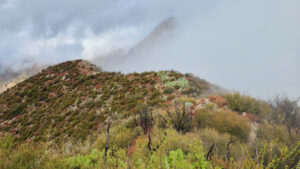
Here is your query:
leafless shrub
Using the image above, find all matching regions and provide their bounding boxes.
[162,101,193,134]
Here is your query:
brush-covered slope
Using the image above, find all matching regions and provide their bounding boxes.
[0,60,215,142]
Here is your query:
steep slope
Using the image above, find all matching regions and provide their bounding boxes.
[100,17,177,70]
[127,17,176,56]
[0,60,215,143]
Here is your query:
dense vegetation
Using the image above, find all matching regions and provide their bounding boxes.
[0,60,208,143]
[0,60,299,168]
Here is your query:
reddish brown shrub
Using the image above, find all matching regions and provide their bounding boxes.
[209,95,227,107]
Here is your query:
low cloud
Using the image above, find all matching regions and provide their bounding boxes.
[0,0,300,98]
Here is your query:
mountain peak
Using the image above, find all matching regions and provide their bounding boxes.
[149,17,176,38]
[45,60,102,76]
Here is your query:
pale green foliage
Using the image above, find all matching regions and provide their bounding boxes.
[158,71,189,89]
[157,71,170,83]
[165,78,189,89]
[149,149,214,169]
[65,149,101,168]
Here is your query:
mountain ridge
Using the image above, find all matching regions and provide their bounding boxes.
[0,59,217,143]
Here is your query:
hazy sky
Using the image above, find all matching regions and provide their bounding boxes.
[0,0,299,99]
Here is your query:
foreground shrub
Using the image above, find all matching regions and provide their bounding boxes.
[160,102,193,133]
[0,133,298,169]
[256,122,295,145]
[95,125,142,150]
[236,141,300,169]
[269,95,300,143]
[198,128,243,162]
[0,134,15,153]
[130,127,215,168]
[0,142,47,169]
[194,106,251,141]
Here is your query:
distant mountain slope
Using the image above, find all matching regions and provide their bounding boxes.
[0,64,45,93]
[128,17,176,56]
[0,60,220,143]
[0,73,28,93]
[100,17,177,69]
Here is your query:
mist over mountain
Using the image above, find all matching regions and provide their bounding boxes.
[0,63,45,93]
[96,17,177,69]
[0,64,44,81]
[1,0,300,99]
[1,1,300,167]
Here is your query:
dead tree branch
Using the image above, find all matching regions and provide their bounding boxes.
[104,115,112,169]
[205,144,215,161]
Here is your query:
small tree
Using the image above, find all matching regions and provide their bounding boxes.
[136,105,159,151]
[137,105,154,134]
[167,101,193,134]
[270,95,300,143]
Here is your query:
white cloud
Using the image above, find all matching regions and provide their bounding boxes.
[81,27,141,60]
[0,0,299,99]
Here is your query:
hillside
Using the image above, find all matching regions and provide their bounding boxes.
[0,60,214,143]
[0,60,299,169]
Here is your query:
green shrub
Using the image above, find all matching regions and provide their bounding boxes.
[256,122,293,145]
[194,106,251,141]
[198,128,243,161]
[0,134,15,153]
[131,127,215,168]
[237,140,300,169]
[0,138,47,169]
[163,87,175,94]
[5,104,25,119]
[95,126,142,150]
[165,78,189,89]
[177,97,197,104]
[64,149,102,168]
[224,92,271,116]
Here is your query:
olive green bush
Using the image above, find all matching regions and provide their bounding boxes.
[198,128,243,161]
[256,122,297,145]
[194,106,251,141]
[163,87,175,94]
[224,92,271,116]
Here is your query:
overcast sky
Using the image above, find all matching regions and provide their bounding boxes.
[0,0,299,99]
